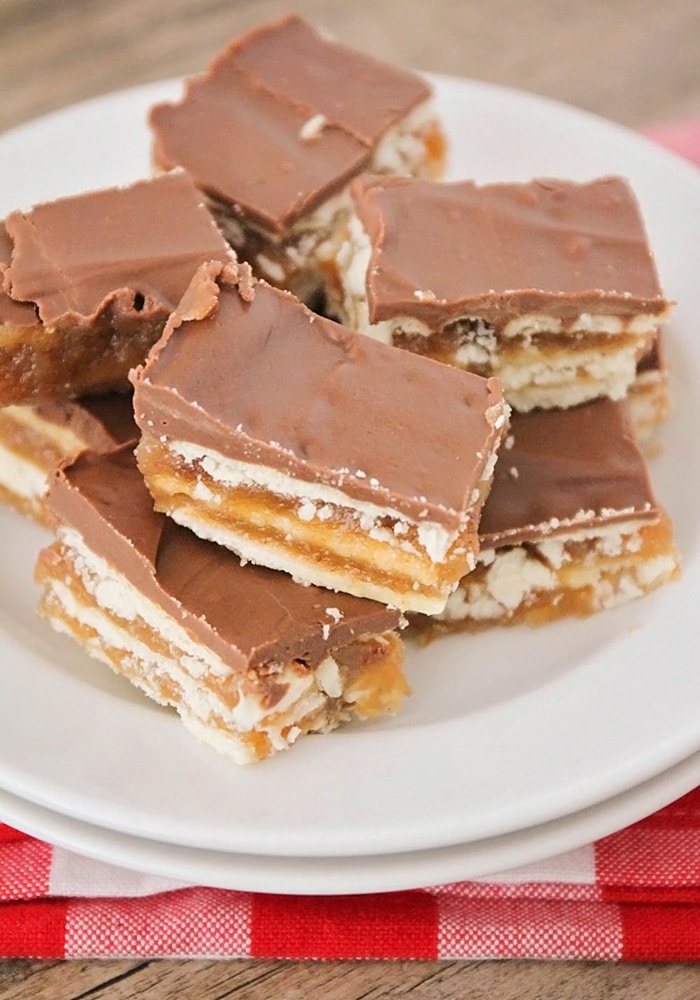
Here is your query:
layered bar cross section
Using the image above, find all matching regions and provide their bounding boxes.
[35,445,408,764]
[411,399,680,635]
[330,175,671,411]
[149,14,445,303]
[131,264,509,614]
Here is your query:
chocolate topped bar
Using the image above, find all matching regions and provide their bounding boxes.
[411,399,679,634]
[36,445,408,762]
[46,446,402,667]
[332,175,671,411]
[149,15,444,301]
[478,399,659,547]
[131,263,508,613]
[150,14,434,232]
[134,265,504,527]
[0,171,231,404]
[4,170,230,328]
[353,175,667,325]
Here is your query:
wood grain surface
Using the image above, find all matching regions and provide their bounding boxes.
[1,1,700,996]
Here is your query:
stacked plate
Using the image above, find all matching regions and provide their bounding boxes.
[1,77,699,895]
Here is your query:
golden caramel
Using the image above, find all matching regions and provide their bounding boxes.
[37,539,408,763]
[136,434,476,613]
[411,513,680,640]
[0,312,161,405]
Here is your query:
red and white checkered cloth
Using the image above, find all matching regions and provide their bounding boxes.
[2,786,700,961]
[1,121,699,964]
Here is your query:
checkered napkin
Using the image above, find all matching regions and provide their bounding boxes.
[1,787,700,961]
[1,123,699,964]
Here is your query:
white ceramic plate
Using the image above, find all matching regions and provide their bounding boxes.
[0,76,699,862]
[2,745,700,895]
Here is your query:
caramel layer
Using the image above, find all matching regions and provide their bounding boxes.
[136,434,478,614]
[131,267,507,530]
[412,513,679,637]
[1,172,231,404]
[42,445,404,673]
[0,309,163,405]
[391,322,651,411]
[409,398,680,635]
[37,540,407,763]
[131,266,507,608]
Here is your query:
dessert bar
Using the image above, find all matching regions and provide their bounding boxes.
[0,393,137,523]
[1,171,231,405]
[131,262,509,614]
[410,398,680,635]
[330,174,671,411]
[35,445,408,764]
[149,14,444,304]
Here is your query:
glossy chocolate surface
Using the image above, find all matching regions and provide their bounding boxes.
[479,399,659,547]
[46,445,402,671]
[351,175,669,327]
[131,265,507,528]
[3,171,230,328]
[149,14,431,232]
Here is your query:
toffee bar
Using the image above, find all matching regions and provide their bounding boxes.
[131,262,509,614]
[35,445,408,764]
[330,174,671,411]
[0,393,137,523]
[411,399,680,635]
[0,171,231,405]
[149,13,445,304]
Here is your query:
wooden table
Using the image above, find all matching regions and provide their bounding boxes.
[1,1,699,996]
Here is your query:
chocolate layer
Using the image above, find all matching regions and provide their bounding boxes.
[131,265,507,529]
[479,399,659,548]
[0,222,37,327]
[45,445,402,672]
[33,392,138,452]
[3,171,231,328]
[351,175,669,326]
[149,14,432,233]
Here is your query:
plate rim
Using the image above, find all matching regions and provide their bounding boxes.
[2,746,700,895]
